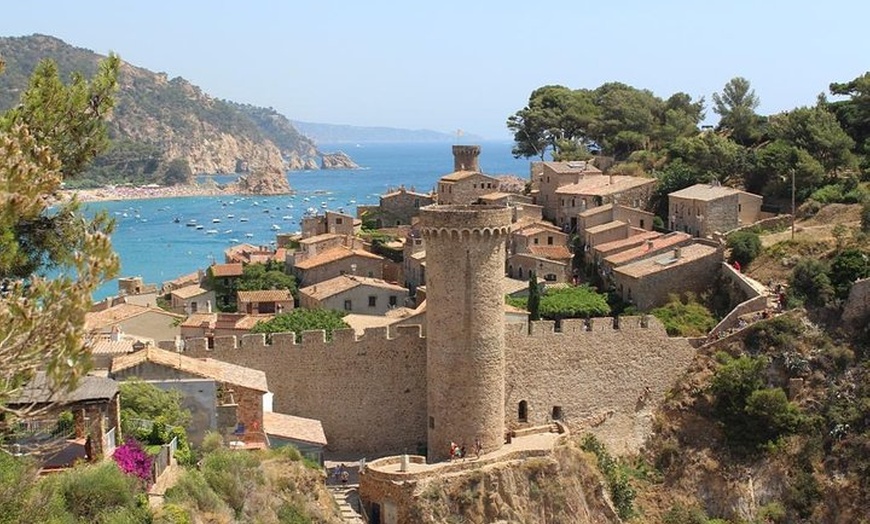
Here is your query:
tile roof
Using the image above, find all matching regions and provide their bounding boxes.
[180,312,217,328]
[614,242,720,278]
[300,275,406,301]
[593,231,662,254]
[210,263,244,278]
[86,304,182,330]
[528,245,574,260]
[237,289,293,303]
[542,161,601,174]
[479,191,513,201]
[8,372,118,405]
[171,285,210,300]
[668,183,746,201]
[342,313,400,335]
[111,346,269,392]
[90,339,136,356]
[556,175,654,196]
[604,232,692,266]
[382,189,432,199]
[263,411,327,446]
[440,170,480,182]
[585,220,627,235]
[293,247,382,270]
[578,203,614,217]
[512,221,562,236]
[299,233,344,246]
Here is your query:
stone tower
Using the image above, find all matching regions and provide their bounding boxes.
[419,204,512,462]
[452,145,481,172]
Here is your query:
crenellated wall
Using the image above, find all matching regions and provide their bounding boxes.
[504,315,695,454]
[184,325,429,456]
[180,313,695,456]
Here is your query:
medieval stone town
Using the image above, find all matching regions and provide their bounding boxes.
[10,145,870,523]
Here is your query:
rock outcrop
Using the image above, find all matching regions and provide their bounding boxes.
[230,170,292,195]
[321,151,359,170]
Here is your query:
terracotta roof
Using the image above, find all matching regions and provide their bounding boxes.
[382,189,432,199]
[440,170,480,182]
[542,161,601,174]
[669,183,748,201]
[593,231,662,254]
[614,242,720,278]
[604,232,692,266]
[111,346,269,392]
[479,191,513,201]
[180,312,216,328]
[237,289,293,303]
[164,271,200,287]
[342,313,400,335]
[528,245,573,260]
[556,175,654,196]
[293,247,382,270]
[181,313,273,331]
[8,372,118,406]
[300,275,406,301]
[171,285,209,300]
[86,304,182,330]
[210,263,243,278]
[585,220,627,235]
[90,339,137,356]
[513,221,562,237]
[299,233,344,245]
[263,411,327,446]
[578,203,614,217]
[236,314,272,329]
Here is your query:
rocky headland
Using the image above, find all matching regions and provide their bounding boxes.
[321,151,359,169]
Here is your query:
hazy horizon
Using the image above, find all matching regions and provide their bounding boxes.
[4,1,869,140]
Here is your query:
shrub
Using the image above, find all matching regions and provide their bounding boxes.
[650,293,717,337]
[580,434,635,519]
[509,284,611,320]
[165,469,227,516]
[277,503,312,524]
[153,503,193,524]
[201,431,225,453]
[828,248,870,300]
[726,230,762,267]
[789,258,833,307]
[861,201,870,233]
[57,462,139,520]
[200,449,263,517]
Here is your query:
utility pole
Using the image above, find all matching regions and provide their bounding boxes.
[791,169,796,240]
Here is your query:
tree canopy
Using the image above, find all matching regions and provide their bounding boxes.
[0,55,120,416]
[250,308,349,342]
[508,284,611,320]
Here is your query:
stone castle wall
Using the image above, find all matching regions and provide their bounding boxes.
[181,313,694,456]
[505,315,695,453]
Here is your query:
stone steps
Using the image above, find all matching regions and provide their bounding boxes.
[328,484,365,523]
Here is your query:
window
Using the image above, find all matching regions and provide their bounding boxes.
[367,271,374,277]
[389,295,397,306]
[640,219,645,229]
[190,301,197,313]
[473,183,477,189]
[344,300,352,311]
[518,400,528,423]
[429,416,435,429]
[738,203,742,212]
[335,217,343,224]
[547,236,553,245]
[545,274,557,281]
[414,198,420,208]
[533,238,539,245]
[552,406,563,420]
[368,296,377,307]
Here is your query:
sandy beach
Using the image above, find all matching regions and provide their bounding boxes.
[57,184,231,203]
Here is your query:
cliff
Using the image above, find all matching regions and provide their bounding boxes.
[230,169,293,195]
[0,34,353,185]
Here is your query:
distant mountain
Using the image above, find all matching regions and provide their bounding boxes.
[292,121,484,144]
[0,34,342,186]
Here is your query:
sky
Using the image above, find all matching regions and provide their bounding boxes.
[2,1,869,140]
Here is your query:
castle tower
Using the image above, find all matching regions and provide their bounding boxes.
[452,145,481,172]
[419,204,512,462]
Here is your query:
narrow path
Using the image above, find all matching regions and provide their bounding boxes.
[327,483,364,523]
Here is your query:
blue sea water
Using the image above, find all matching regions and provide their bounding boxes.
[87,141,531,300]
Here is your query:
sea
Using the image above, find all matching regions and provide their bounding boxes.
[86,141,531,300]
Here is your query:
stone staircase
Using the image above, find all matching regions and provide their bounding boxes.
[328,483,365,523]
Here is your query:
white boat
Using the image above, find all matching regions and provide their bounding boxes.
[224,229,233,234]
[245,233,254,238]
[206,229,218,234]
[282,215,292,220]
[229,238,239,243]
[239,217,249,222]
[270,224,281,231]
[226,214,235,219]
[212,218,221,223]
[195,225,204,230]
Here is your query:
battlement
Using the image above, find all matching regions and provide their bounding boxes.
[452,144,481,172]
[419,205,512,236]
[183,324,424,353]
[508,315,661,337]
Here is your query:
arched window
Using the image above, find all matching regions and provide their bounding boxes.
[518,400,528,423]
[552,406,563,420]
[518,267,524,280]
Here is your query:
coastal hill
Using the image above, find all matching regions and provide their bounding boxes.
[292,120,484,144]
[0,34,356,187]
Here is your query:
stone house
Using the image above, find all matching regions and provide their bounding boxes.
[577,204,654,240]
[290,246,384,286]
[601,231,693,278]
[111,346,270,445]
[225,243,287,266]
[478,191,533,207]
[301,210,358,238]
[587,230,662,266]
[611,241,725,309]
[4,373,121,467]
[299,274,410,315]
[437,171,501,205]
[554,175,656,231]
[356,187,434,228]
[85,302,184,343]
[668,183,763,238]
[507,251,573,283]
[170,284,214,315]
[179,312,272,347]
[207,263,244,310]
[508,222,568,255]
[237,289,294,315]
[533,160,602,221]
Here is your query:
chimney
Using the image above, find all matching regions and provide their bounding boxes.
[646,240,654,250]
[674,247,681,259]
[452,145,481,172]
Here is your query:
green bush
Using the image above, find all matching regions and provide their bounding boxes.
[153,503,193,524]
[57,462,140,521]
[828,248,870,300]
[200,449,263,517]
[788,258,833,307]
[508,284,611,320]
[650,293,717,336]
[277,503,313,524]
[580,434,635,519]
[165,469,227,516]
[726,230,762,267]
